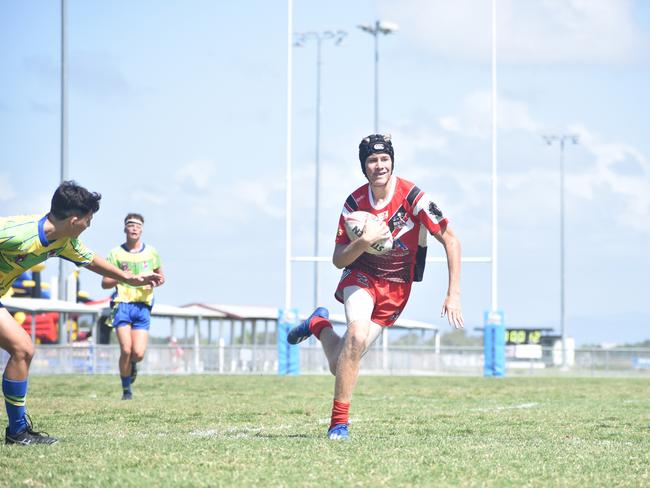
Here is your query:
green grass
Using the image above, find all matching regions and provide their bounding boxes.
[1,375,649,487]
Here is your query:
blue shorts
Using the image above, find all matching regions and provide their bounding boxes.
[110,302,151,330]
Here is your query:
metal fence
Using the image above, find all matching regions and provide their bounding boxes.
[4,344,650,376]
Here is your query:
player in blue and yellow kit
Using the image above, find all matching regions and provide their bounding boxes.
[0,182,163,445]
[102,213,164,400]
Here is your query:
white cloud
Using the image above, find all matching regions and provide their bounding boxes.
[389,125,449,164]
[379,94,650,234]
[0,174,16,201]
[132,189,166,206]
[438,90,540,139]
[228,178,285,219]
[165,171,286,224]
[569,125,650,231]
[174,158,216,190]
[439,116,460,132]
[380,0,644,64]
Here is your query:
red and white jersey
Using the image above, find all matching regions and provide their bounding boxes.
[335,176,448,283]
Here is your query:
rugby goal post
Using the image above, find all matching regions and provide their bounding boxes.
[283,0,499,313]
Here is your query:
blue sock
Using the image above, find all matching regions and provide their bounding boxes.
[121,375,131,393]
[3,376,28,435]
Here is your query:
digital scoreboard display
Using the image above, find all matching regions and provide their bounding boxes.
[505,329,542,345]
[505,329,546,361]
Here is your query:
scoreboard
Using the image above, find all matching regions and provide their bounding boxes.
[505,328,545,360]
[506,328,542,346]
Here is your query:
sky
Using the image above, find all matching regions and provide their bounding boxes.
[1,0,649,346]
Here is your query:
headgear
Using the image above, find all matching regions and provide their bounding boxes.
[358,134,394,176]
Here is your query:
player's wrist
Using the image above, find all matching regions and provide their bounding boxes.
[350,235,369,249]
[359,235,373,247]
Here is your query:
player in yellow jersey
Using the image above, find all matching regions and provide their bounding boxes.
[101,213,164,400]
[0,182,163,445]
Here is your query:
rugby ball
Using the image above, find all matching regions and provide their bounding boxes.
[344,211,393,255]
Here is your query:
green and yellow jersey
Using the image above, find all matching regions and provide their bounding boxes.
[106,243,161,305]
[0,214,95,298]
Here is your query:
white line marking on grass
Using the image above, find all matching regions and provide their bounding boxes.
[190,429,220,437]
[189,424,295,439]
[473,402,538,412]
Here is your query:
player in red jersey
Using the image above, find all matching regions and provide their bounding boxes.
[288,134,464,439]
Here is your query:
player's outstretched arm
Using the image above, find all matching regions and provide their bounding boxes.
[87,255,163,288]
[432,225,464,329]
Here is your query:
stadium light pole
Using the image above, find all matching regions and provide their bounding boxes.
[58,0,69,342]
[59,0,69,302]
[543,134,579,369]
[294,30,346,309]
[357,20,398,133]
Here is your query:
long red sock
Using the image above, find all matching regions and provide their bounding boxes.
[329,400,350,429]
[310,317,332,339]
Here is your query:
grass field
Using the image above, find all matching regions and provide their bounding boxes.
[1,375,648,487]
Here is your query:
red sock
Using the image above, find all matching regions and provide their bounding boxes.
[309,317,332,339]
[329,400,350,429]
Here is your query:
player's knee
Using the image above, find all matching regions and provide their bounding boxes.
[346,324,368,356]
[120,346,132,357]
[131,351,144,362]
[11,338,34,364]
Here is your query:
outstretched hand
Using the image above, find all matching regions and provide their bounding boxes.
[124,272,164,288]
[441,294,464,329]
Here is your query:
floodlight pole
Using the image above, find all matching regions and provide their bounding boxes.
[358,21,398,133]
[543,134,579,369]
[58,0,69,304]
[58,0,69,342]
[294,31,346,309]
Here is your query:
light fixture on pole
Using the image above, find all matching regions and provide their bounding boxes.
[294,30,346,309]
[543,133,579,370]
[357,20,398,133]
